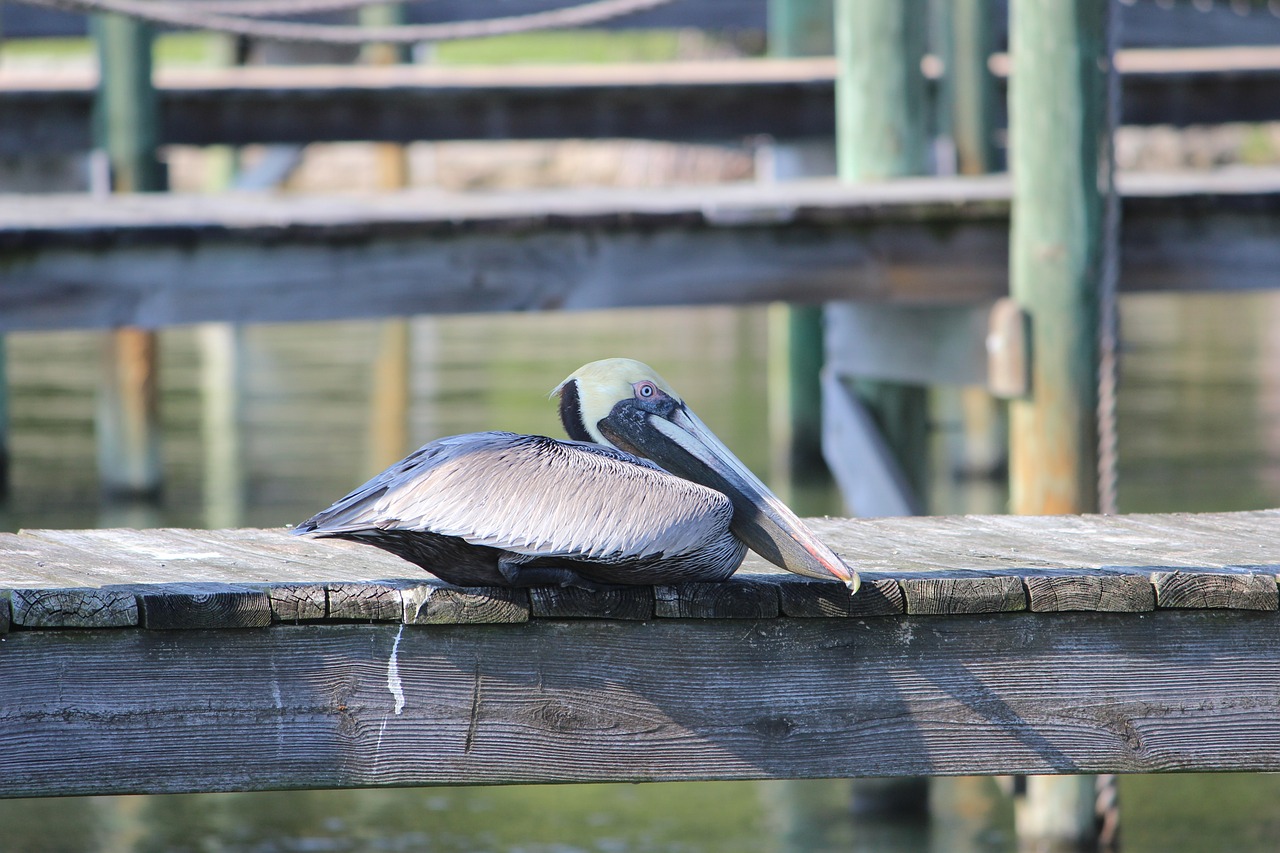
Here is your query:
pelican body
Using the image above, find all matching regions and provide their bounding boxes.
[295,358,857,591]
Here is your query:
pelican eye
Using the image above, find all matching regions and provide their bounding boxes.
[634,380,660,400]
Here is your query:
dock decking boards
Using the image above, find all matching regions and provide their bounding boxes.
[0,510,1277,797]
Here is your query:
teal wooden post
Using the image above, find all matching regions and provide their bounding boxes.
[943,0,997,175]
[93,12,165,500]
[1008,0,1115,847]
[92,13,164,194]
[834,0,931,505]
[767,1,834,490]
[1008,0,1110,516]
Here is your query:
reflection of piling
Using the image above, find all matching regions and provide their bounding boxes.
[92,12,164,500]
[1008,0,1116,848]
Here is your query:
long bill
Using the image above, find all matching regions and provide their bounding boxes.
[601,402,859,591]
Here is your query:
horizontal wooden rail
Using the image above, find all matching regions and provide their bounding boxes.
[0,509,1277,797]
[2,168,1279,332]
[6,48,1280,153]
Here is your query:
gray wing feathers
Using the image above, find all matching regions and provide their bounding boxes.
[300,432,733,562]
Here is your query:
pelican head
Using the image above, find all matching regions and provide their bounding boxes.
[554,358,858,590]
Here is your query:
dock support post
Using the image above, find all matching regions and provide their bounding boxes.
[362,3,415,475]
[829,0,931,513]
[829,0,932,819]
[92,12,164,500]
[765,0,833,488]
[943,0,998,176]
[1008,0,1116,847]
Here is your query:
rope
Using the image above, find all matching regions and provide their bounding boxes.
[1096,0,1122,516]
[14,0,680,43]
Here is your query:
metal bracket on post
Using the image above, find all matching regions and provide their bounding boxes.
[986,297,1030,400]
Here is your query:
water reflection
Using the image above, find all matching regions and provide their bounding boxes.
[2,294,1280,851]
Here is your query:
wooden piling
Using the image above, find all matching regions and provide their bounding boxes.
[92,12,164,499]
[765,0,834,486]
[1007,0,1116,847]
[943,0,998,175]
[362,2,415,475]
[832,0,931,510]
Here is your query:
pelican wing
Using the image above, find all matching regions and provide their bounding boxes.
[297,432,734,562]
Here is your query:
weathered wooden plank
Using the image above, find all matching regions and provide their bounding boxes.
[267,583,328,622]
[529,586,654,620]
[776,577,904,618]
[325,581,406,622]
[1152,572,1279,611]
[3,169,1278,334]
[8,47,1280,153]
[901,576,1026,615]
[655,580,780,618]
[138,588,272,630]
[402,584,530,625]
[10,586,138,629]
[4,611,1280,797]
[1026,575,1155,613]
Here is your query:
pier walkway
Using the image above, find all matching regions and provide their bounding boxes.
[1,508,1278,798]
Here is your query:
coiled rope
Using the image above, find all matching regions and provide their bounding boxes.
[14,0,680,43]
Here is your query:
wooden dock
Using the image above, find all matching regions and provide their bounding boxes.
[3,167,1280,333]
[7,47,1280,153]
[1,509,1278,799]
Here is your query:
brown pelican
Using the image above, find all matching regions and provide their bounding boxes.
[295,358,857,591]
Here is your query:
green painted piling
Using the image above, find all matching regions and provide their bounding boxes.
[767,0,834,483]
[835,0,931,506]
[1008,0,1115,847]
[835,0,928,181]
[1007,0,1110,517]
[92,13,163,194]
[93,13,164,500]
[943,0,998,175]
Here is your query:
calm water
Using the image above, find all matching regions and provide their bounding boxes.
[2,294,1279,851]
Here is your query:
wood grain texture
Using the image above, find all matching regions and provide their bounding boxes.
[776,577,904,618]
[326,582,406,622]
[1026,575,1155,613]
[402,584,530,625]
[4,170,1280,334]
[0,510,1276,628]
[902,577,1026,615]
[138,589,272,630]
[655,580,780,619]
[529,586,654,620]
[1153,572,1279,611]
[4,611,1280,798]
[268,584,328,622]
[10,587,138,628]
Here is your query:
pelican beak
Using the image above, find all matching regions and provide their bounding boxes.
[600,401,859,592]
